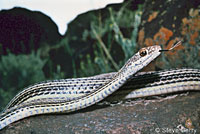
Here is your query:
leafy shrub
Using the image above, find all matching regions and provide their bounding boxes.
[76,4,143,76]
[0,52,46,110]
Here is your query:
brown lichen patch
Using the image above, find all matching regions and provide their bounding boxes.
[181,18,189,35]
[153,27,173,44]
[182,18,189,26]
[142,27,174,47]
[138,28,145,46]
[185,118,194,129]
[148,11,158,22]
[181,9,200,46]
[189,31,199,45]
[144,38,154,46]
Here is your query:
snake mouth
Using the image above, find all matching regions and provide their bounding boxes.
[159,41,182,52]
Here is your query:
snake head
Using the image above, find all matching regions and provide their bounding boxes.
[119,45,161,78]
[119,41,181,79]
[133,45,161,67]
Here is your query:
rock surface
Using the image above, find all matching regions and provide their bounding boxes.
[1,92,199,134]
[0,7,62,55]
[138,0,200,71]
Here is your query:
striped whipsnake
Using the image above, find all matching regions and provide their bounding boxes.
[1,42,199,130]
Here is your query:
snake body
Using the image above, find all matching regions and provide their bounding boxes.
[4,68,200,110]
[0,45,161,130]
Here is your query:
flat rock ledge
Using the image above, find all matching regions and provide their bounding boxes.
[1,92,200,134]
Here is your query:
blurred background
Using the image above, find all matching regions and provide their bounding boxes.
[0,0,199,111]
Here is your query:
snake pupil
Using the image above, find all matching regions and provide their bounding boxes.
[139,49,147,57]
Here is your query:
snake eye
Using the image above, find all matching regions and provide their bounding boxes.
[139,48,147,57]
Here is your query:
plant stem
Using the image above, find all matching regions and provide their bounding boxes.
[92,27,119,71]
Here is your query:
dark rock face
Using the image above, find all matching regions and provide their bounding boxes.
[0,7,62,55]
[137,0,200,71]
[1,92,200,134]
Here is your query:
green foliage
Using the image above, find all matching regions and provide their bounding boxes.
[0,88,13,111]
[78,54,100,77]
[0,52,46,110]
[110,7,142,61]
[51,65,66,79]
[77,3,143,76]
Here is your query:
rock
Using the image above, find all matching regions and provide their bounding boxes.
[1,92,200,134]
[138,0,200,71]
[0,7,62,55]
